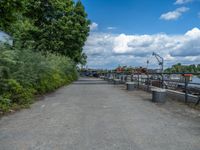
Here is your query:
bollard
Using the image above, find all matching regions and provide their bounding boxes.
[151,88,166,103]
[126,82,136,91]
[100,76,105,79]
[108,78,114,84]
[114,79,121,85]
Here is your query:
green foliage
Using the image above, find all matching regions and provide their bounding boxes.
[0,0,90,64]
[0,97,11,112]
[0,0,89,113]
[0,79,33,104]
[164,63,200,73]
[0,44,78,112]
[0,0,27,34]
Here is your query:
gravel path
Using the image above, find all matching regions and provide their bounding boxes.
[0,78,199,150]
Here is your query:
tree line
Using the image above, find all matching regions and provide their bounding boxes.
[164,63,200,73]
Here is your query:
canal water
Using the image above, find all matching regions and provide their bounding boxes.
[189,76,200,88]
[191,76,200,83]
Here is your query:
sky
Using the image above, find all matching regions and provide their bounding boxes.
[81,0,200,69]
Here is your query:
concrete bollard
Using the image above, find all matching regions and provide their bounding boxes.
[126,82,136,91]
[151,88,166,103]
[108,78,114,84]
[114,79,121,85]
[100,76,105,79]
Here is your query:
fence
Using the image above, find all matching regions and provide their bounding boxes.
[102,72,200,105]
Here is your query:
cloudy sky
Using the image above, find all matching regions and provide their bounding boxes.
[81,0,200,69]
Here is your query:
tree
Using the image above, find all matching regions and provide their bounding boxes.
[0,0,90,64]
[165,63,200,73]
[70,1,90,63]
[0,0,27,34]
[26,0,90,64]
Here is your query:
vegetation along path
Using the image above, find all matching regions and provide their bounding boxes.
[0,78,200,150]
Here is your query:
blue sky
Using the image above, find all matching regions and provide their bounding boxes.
[82,0,199,34]
[82,0,200,69]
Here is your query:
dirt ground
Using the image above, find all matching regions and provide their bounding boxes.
[0,78,199,150]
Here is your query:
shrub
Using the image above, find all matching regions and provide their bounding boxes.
[0,44,78,113]
[0,79,34,104]
[0,97,11,112]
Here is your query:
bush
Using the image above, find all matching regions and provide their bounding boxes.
[0,79,34,104]
[0,97,11,112]
[0,44,78,113]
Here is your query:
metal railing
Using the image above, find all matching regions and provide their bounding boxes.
[102,72,200,105]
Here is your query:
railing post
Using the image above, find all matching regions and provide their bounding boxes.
[131,74,133,82]
[147,74,150,91]
[161,74,164,89]
[185,77,188,103]
[137,74,140,88]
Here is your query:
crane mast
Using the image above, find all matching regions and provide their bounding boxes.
[152,52,164,73]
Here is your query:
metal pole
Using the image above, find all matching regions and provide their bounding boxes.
[161,74,164,89]
[185,77,188,103]
[147,74,150,91]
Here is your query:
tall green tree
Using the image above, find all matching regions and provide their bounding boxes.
[23,0,90,64]
[0,0,90,64]
[0,0,27,34]
[71,1,90,62]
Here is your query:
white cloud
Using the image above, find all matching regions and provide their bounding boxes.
[89,22,98,31]
[171,28,200,56]
[160,7,189,21]
[185,27,200,38]
[107,27,117,30]
[174,0,193,5]
[83,28,200,68]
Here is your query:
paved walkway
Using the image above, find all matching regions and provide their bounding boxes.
[0,78,199,150]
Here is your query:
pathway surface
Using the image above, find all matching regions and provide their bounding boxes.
[0,78,200,150]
